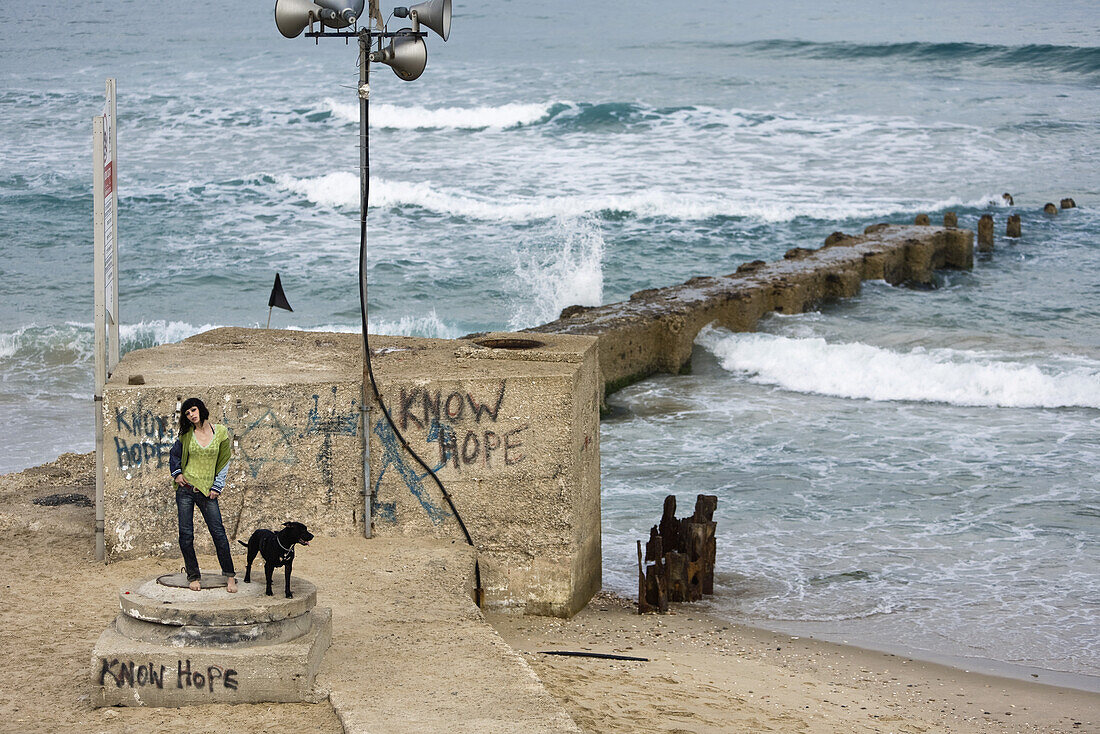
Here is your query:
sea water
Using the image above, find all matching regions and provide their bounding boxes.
[2,0,1098,687]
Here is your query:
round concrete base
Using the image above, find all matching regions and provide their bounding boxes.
[94,571,331,706]
[120,572,316,627]
[115,607,314,648]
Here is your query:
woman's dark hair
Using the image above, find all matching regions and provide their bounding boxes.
[178,397,210,438]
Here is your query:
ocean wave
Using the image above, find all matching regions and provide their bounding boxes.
[274,171,1009,223]
[0,321,222,366]
[322,98,559,129]
[0,319,463,369]
[697,326,1100,409]
[734,39,1100,75]
[368,310,461,339]
[321,99,666,131]
[287,311,459,338]
[317,97,960,138]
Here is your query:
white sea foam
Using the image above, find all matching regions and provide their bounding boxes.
[0,331,17,360]
[1,318,459,371]
[0,321,222,376]
[119,320,221,350]
[367,310,461,339]
[507,217,605,330]
[925,193,1013,211]
[323,98,555,129]
[275,171,360,209]
[697,327,1100,409]
[287,312,458,338]
[274,172,968,223]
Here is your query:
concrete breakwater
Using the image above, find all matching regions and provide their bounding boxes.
[526,224,974,401]
[97,221,970,619]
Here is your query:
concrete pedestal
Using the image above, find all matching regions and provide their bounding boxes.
[92,571,331,706]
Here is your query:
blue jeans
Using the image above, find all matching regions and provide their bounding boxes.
[176,486,235,582]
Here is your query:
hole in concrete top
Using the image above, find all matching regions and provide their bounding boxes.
[473,337,545,350]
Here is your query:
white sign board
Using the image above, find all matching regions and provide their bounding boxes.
[103,79,119,368]
[94,78,119,563]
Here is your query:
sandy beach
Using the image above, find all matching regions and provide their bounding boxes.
[2,452,1097,733]
[492,593,1098,733]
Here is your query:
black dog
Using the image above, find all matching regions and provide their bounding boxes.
[238,521,314,598]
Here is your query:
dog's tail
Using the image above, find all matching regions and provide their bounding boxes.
[237,540,248,548]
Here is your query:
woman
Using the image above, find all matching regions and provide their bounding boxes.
[168,397,238,592]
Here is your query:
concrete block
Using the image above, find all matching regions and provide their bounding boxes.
[92,608,331,706]
[92,572,331,706]
[101,328,365,562]
[367,332,601,617]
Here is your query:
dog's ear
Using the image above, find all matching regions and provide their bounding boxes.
[283,521,292,527]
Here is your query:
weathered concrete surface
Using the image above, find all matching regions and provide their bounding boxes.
[118,573,318,627]
[93,601,331,706]
[101,328,364,563]
[316,537,582,734]
[527,224,973,400]
[367,332,601,618]
[94,572,330,706]
[102,327,602,619]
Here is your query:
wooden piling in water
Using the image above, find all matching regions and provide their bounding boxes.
[1007,214,1022,238]
[977,214,994,252]
[639,494,718,613]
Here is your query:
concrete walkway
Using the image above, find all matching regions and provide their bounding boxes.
[299,537,581,734]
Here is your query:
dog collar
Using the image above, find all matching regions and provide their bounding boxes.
[277,537,292,553]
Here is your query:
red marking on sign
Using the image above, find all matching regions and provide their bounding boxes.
[104,162,114,196]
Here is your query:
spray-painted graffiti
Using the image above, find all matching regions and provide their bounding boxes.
[373,416,451,525]
[113,402,174,471]
[232,407,299,478]
[396,381,528,471]
[97,658,239,692]
[305,387,360,502]
[374,380,538,525]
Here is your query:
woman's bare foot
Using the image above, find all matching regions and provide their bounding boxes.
[226,576,238,593]
[189,579,202,591]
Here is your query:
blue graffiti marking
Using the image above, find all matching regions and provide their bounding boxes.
[373,417,451,525]
[234,408,299,478]
[306,390,360,502]
[374,498,397,524]
[306,391,359,437]
[112,398,174,472]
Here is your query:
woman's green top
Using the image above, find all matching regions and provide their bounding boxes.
[180,424,231,496]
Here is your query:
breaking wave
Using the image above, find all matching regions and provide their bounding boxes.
[697,327,1100,409]
[275,172,1007,223]
[733,39,1100,75]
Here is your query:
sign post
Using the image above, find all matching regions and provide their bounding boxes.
[94,79,119,562]
[105,78,120,371]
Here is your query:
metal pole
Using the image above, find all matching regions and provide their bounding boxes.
[93,115,107,562]
[359,33,372,538]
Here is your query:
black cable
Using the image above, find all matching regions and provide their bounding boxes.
[539,651,650,662]
[358,50,483,606]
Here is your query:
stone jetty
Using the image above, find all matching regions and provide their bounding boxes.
[527,224,973,401]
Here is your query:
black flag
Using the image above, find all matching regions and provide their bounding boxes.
[268,273,293,312]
